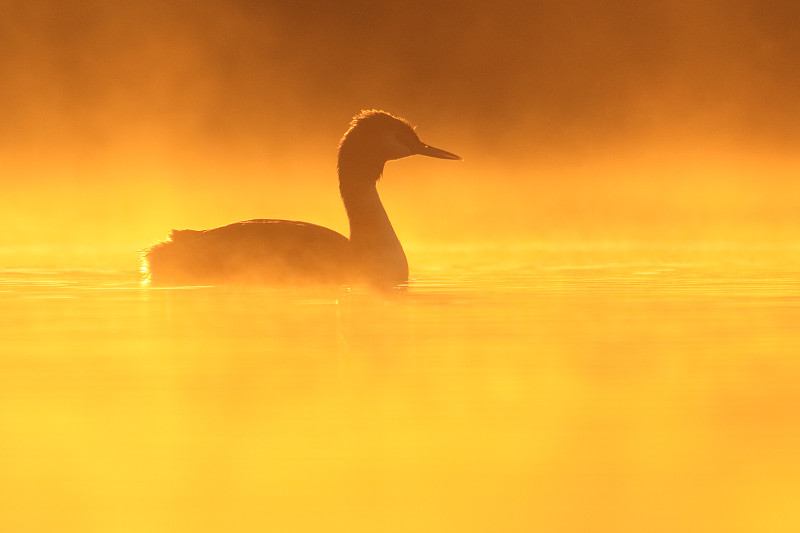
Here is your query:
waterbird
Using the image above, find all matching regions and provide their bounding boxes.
[143,110,461,287]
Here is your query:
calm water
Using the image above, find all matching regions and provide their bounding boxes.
[1,244,799,533]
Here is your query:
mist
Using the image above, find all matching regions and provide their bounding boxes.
[1,0,798,267]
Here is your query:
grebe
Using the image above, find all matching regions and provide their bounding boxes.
[144,110,461,287]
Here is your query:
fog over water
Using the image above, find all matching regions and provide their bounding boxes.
[1,0,798,266]
[3,5,800,533]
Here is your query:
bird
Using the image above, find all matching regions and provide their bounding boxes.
[143,110,461,287]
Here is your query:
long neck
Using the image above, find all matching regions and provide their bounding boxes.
[338,162,408,284]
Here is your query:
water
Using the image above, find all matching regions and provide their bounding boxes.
[1,244,799,533]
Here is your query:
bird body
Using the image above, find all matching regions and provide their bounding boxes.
[146,219,351,285]
[144,110,460,287]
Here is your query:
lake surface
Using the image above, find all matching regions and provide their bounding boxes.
[1,244,799,533]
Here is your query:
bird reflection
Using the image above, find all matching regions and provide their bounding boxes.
[144,110,461,287]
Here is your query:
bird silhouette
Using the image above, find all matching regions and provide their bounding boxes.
[143,110,461,287]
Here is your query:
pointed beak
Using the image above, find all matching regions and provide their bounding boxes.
[417,142,462,160]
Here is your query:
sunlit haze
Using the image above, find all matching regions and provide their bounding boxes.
[2,3,799,533]
[2,1,799,268]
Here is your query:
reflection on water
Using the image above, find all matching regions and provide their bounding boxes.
[1,245,799,532]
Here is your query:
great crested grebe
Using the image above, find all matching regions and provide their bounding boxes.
[143,110,461,287]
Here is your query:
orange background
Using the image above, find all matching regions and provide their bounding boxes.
[1,1,798,267]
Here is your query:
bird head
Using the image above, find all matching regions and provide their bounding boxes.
[338,110,461,181]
